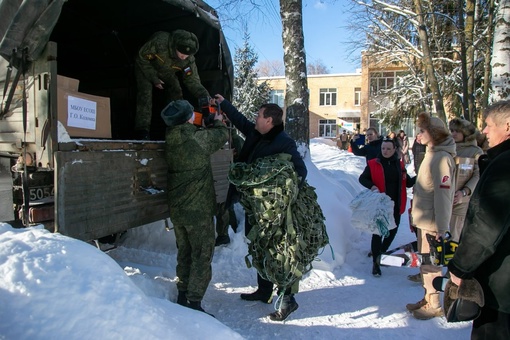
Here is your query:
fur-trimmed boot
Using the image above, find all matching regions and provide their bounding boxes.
[412,293,444,320]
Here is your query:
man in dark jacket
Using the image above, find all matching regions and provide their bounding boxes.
[135,30,210,139]
[162,99,228,316]
[350,127,383,161]
[449,100,510,339]
[214,94,307,321]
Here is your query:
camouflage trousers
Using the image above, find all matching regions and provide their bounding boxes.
[174,219,215,302]
[134,65,184,132]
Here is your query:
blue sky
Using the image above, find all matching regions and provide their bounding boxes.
[209,0,363,74]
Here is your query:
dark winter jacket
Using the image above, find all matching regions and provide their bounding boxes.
[220,100,307,211]
[350,136,383,161]
[219,100,307,181]
[359,153,415,224]
[448,138,510,313]
[411,140,427,173]
[164,120,228,225]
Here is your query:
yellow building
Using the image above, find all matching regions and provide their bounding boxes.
[259,73,362,139]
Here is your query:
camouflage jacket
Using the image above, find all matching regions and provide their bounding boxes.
[165,120,228,225]
[136,31,209,99]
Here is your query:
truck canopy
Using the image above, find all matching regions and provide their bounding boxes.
[0,0,233,139]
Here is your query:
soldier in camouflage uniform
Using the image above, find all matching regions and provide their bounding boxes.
[135,30,210,139]
[162,99,228,315]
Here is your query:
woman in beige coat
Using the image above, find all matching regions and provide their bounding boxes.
[406,113,456,320]
[448,118,484,242]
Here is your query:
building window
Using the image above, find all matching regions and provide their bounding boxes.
[354,87,361,106]
[269,90,284,107]
[318,119,337,137]
[369,71,407,96]
[319,88,337,106]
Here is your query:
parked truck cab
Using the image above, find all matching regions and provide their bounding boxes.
[0,0,234,241]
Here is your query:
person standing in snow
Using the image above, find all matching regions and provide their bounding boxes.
[406,113,456,320]
[213,94,307,321]
[162,99,228,316]
[350,127,383,161]
[448,118,483,242]
[359,137,415,276]
[398,130,411,164]
[411,133,427,174]
[448,100,510,339]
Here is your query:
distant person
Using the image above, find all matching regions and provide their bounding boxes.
[350,127,383,161]
[398,130,411,164]
[214,94,307,321]
[449,100,510,339]
[162,99,228,316]
[411,133,427,174]
[340,130,349,150]
[406,112,456,320]
[359,137,415,276]
[135,30,210,140]
[448,118,483,242]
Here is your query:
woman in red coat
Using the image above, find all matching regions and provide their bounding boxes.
[359,137,415,276]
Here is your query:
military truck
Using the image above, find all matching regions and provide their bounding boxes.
[0,0,234,241]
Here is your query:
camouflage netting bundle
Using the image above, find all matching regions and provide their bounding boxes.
[228,153,329,291]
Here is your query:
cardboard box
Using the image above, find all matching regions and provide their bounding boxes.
[57,75,80,91]
[57,88,112,138]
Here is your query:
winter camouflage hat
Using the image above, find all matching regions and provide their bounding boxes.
[161,99,194,127]
[172,29,199,55]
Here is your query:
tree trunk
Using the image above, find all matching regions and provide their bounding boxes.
[413,0,447,122]
[491,0,510,101]
[280,0,309,151]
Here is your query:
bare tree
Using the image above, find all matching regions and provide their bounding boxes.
[491,0,510,101]
[307,59,330,75]
[256,60,285,77]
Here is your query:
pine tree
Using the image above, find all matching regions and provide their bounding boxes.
[233,32,271,121]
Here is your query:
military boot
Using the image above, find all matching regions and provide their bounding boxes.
[240,289,273,304]
[412,293,444,320]
[187,300,215,318]
[269,294,299,321]
[177,290,187,306]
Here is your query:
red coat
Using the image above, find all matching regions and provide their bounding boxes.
[367,158,408,214]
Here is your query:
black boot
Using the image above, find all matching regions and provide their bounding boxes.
[240,289,273,303]
[177,290,187,306]
[187,300,215,318]
[372,262,381,277]
[240,274,273,303]
[269,294,299,321]
[215,235,230,246]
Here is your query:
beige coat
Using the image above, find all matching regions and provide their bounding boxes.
[412,136,456,234]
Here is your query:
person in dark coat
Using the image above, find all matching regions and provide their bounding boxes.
[213,94,307,321]
[449,100,510,339]
[350,127,383,161]
[162,99,228,316]
[359,137,415,276]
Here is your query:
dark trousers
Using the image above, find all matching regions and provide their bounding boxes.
[472,305,510,340]
[372,215,401,263]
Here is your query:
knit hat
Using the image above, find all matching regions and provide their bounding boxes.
[443,278,485,323]
[161,99,194,127]
[417,112,450,145]
[172,29,199,55]
[448,118,477,142]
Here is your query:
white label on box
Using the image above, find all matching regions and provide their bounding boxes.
[67,96,97,130]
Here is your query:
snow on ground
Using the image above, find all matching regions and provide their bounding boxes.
[0,138,471,339]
